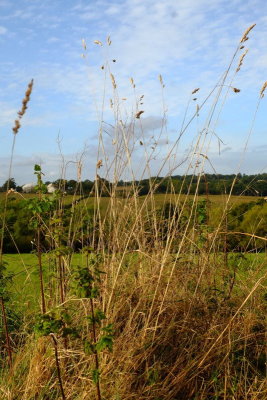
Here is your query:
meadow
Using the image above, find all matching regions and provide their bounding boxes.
[0,24,267,400]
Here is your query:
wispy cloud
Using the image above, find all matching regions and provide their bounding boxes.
[0,0,267,181]
[0,25,7,34]
[47,36,60,43]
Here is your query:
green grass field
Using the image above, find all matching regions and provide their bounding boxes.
[3,253,85,314]
[3,251,267,314]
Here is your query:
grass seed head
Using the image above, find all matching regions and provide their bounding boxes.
[260,81,267,98]
[130,77,136,88]
[96,159,103,169]
[135,110,144,119]
[159,74,165,87]
[12,79,34,134]
[12,119,21,135]
[236,49,248,72]
[240,23,256,43]
[110,73,116,89]
[17,79,34,119]
[81,39,87,50]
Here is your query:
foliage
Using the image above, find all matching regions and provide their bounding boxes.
[0,261,13,301]
[0,178,17,192]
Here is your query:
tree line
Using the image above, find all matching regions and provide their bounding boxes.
[1,173,267,196]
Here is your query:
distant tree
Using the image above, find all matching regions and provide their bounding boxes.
[81,180,94,194]
[53,179,67,191]
[1,178,16,191]
[66,179,78,194]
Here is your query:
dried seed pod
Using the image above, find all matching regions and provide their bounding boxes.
[136,110,144,119]
[96,160,103,169]
[94,40,103,46]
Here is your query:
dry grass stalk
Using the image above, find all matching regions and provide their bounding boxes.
[77,161,82,182]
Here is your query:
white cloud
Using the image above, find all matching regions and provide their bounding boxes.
[0,0,10,7]
[47,36,60,43]
[0,25,7,34]
[0,101,17,125]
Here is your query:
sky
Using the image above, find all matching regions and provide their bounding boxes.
[0,0,267,185]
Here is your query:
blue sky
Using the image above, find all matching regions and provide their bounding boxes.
[0,0,267,184]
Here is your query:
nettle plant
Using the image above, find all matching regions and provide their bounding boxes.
[49,217,73,306]
[26,164,57,313]
[74,248,114,399]
[34,309,75,400]
[34,248,113,400]
[193,199,212,249]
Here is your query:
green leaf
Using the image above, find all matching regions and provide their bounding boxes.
[94,309,106,324]
[34,314,64,337]
[34,164,41,172]
[92,369,100,384]
[61,312,71,324]
[87,309,106,326]
[84,340,95,355]
[62,327,80,338]
[95,334,113,352]
[101,323,113,334]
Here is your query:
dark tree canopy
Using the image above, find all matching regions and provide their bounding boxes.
[1,178,16,191]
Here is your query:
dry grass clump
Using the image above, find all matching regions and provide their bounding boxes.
[3,254,266,400]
